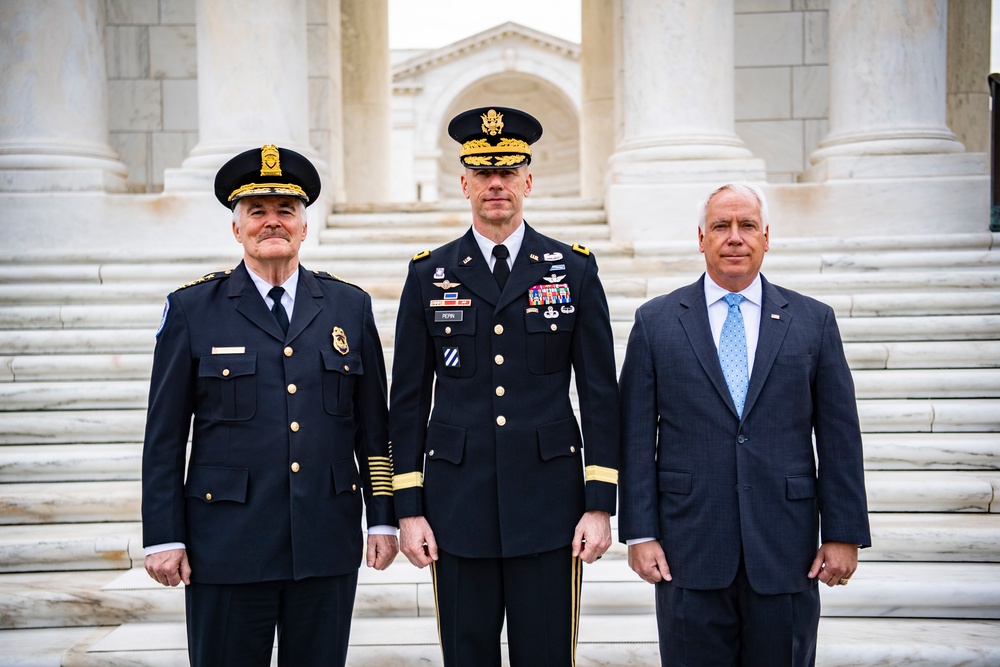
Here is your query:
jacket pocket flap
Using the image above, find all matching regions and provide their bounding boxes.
[322,349,363,375]
[331,460,362,494]
[658,470,693,495]
[786,475,817,500]
[184,465,249,503]
[426,421,466,464]
[198,354,256,379]
[525,308,577,333]
[537,417,582,461]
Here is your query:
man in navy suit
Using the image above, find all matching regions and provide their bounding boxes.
[618,183,871,666]
[141,145,398,666]
[389,107,620,666]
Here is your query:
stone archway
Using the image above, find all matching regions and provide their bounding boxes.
[436,74,580,200]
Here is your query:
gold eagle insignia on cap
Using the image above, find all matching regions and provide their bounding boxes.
[260,144,282,177]
[332,327,349,355]
[481,109,504,136]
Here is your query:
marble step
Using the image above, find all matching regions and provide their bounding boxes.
[16,616,999,666]
[2,559,997,632]
[0,522,139,573]
[862,432,1000,470]
[864,513,1000,561]
[318,223,611,245]
[844,340,1000,369]
[0,353,154,381]
[634,231,1000,256]
[0,409,146,445]
[0,443,141,482]
[856,398,1000,433]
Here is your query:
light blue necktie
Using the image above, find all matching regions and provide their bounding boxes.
[719,293,748,416]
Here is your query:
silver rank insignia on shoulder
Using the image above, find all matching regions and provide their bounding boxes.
[434,267,445,279]
[433,280,461,290]
[332,327,349,355]
[543,274,565,283]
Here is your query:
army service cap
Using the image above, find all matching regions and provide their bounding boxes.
[448,106,543,170]
[214,144,321,208]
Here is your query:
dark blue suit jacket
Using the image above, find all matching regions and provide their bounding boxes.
[390,224,620,558]
[141,261,395,584]
[619,274,871,595]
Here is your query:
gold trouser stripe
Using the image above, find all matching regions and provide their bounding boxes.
[570,554,582,666]
[392,471,423,490]
[432,561,444,659]
[585,465,619,485]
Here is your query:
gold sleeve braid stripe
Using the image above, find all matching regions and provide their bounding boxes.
[392,471,424,491]
[585,465,618,485]
[369,456,394,497]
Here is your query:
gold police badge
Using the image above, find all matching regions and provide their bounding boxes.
[332,327,349,355]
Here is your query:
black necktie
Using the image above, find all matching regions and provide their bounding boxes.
[268,286,289,334]
[492,244,510,289]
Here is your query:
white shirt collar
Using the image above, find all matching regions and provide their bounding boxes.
[246,265,298,316]
[471,221,525,268]
[704,272,762,307]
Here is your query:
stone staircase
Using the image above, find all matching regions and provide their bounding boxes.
[0,199,999,665]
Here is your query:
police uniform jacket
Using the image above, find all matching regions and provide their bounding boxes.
[390,223,620,559]
[141,261,395,584]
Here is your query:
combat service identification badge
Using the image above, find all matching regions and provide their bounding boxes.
[332,327,349,355]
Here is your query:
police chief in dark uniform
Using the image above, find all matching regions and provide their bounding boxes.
[141,145,398,667]
[389,107,621,666]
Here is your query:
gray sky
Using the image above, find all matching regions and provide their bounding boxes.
[388,0,581,49]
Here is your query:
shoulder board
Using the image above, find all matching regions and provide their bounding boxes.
[177,269,232,290]
[312,270,363,291]
[412,250,431,261]
[572,243,591,256]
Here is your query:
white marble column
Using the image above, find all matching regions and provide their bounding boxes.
[806,0,979,180]
[0,0,128,192]
[579,0,615,200]
[325,0,347,204]
[605,0,764,242]
[164,0,321,190]
[340,0,391,204]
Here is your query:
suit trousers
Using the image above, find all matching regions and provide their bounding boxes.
[432,546,582,667]
[654,556,820,667]
[185,571,359,667]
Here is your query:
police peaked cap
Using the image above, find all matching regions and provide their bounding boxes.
[448,106,543,170]
[214,144,322,208]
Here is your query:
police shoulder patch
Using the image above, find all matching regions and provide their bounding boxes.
[572,243,590,257]
[177,270,231,290]
[312,270,363,291]
[155,297,170,338]
[412,250,431,261]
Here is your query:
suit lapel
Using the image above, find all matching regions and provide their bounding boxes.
[231,262,286,341]
[451,230,499,306]
[678,277,739,417]
[742,276,790,419]
[287,266,321,343]
[496,223,552,313]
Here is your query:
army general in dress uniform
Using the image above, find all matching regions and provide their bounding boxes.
[389,107,621,666]
[141,145,398,667]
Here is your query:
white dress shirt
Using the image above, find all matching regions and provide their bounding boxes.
[471,221,525,270]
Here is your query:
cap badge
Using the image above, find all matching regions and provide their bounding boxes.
[481,109,504,136]
[332,327,349,355]
[260,144,282,177]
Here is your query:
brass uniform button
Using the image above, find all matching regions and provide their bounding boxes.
[344,365,350,372]
[222,369,230,377]
[291,462,300,473]
[494,354,504,365]
[287,384,297,394]
[494,324,503,335]
[290,421,300,432]
[428,449,435,457]
[445,326,452,334]
[496,415,506,426]
[351,484,357,491]
[570,446,576,454]
[284,346,293,357]
[550,324,558,331]
[495,386,505,397]
[205,492,212,501]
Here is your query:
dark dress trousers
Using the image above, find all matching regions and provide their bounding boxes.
[141,261,394,663]
[618,275,871,664]
[390,224,620,664]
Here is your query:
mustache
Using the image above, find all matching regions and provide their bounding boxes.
[256,230,291,242]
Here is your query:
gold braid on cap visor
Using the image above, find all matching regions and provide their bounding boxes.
[228,182,309,202]
[459,137,532,158]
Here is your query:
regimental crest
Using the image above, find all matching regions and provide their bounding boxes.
[332,327,349,355]
[260,144,282,177]
[481,109,504,136]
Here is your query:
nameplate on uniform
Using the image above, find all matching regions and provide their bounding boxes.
[434,311,464,322]
[430,299,472,307]
[211,346,246,354]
